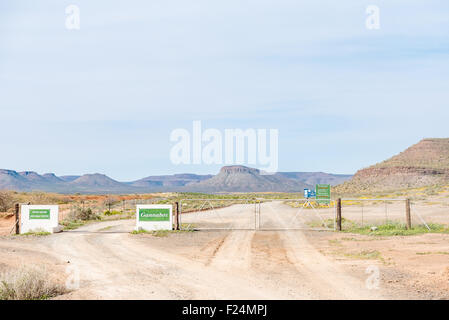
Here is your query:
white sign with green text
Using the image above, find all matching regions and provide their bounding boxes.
[21,205,59,234]
[135,204,173,231]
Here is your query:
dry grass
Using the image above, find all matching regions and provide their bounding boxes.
[344,249,382,260]
[0,266,67,300]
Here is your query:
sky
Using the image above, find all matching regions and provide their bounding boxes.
[0,1,448,181]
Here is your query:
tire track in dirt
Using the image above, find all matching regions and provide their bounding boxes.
[250,230,337,299]
[50,220,272,299]
[204,234,228,266]
[207,230,254,271]
[49,224,193,299]
[262,201,384,299]
[119,228,277,299]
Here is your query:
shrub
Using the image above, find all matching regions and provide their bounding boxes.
[0,191,15,212]
[0,266,67,300]
[104,210,122,216]
[70,207,100,221]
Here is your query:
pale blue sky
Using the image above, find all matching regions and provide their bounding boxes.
[1,1,448,181]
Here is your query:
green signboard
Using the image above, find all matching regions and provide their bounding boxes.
[139,208,170,221]
[29,209,51,220]
[315,184,331,204]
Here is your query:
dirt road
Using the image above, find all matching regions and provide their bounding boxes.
[0,202,436,299]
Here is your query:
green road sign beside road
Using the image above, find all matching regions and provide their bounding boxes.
[315,184,331,204]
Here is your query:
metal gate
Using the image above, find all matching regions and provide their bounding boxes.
[180,198,335,231]
[257,199,336,231]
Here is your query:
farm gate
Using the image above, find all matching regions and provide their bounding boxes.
[179,198,336,231]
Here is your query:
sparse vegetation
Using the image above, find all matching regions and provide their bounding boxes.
[0,266,67,300]
[328,239,342,246]
[17,231,51,236]
[61,207,101,231]
[416,251,449,255]
[343,221,449,236]
[131,229,148,235]
[99,226,113,231]
[74,207,100,221]
[0,191,15,212]
[104,210,122,216]
[131,227,195,236]
[344,250,382,260]
[103,196,120,212]
[286,200,333,209]
[150,230,170,237]
[131,229,169,237]
[61,220,86,230]
[308,218,449,236]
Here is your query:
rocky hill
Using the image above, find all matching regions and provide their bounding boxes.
[337,138,449,193]
[0,170,142,194]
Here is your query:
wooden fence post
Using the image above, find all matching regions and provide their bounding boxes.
[15,203,20,234]
[174,202,179,231]
[405,199,411,230]
[336,198,342,231]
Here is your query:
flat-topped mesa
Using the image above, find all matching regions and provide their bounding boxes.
[220,165,260,175]
[18,171,40,177]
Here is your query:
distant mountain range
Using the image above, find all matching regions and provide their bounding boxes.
[0,166,352,194]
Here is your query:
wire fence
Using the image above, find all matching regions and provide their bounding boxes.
[340,199,407,227]
[178,198,440,231]
[5,195,447,234]
[59,197,170,222]
[338,198,434,229]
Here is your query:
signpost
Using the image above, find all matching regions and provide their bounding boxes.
[136,204,173,231]
[300,185,332,229]
[20,205,59,234]
[303,189,316,198]
[316,184,331,204]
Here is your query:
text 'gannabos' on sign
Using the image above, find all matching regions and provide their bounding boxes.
[139,208,170,221]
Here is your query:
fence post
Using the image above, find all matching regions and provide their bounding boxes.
[336,198,342,231]
[405,199,411,230]
[15,203,20,234]
[174,202,180,231]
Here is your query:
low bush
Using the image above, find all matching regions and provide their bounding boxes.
[104,210,122,216]
[66,207,100,221]
[0,191,15,212]
[0,266,67,300]
[61,207,101,231]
